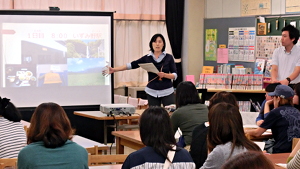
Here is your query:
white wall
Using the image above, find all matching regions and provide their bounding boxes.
[182,0,205,82]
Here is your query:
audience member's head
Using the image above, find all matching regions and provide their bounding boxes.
[207,103,260,155]
[175,81,201,108]
[265,83,281,101]
[208,91,238,110]
[140,106,176,161]
[293,82,300,106]
[0,97,22,122]
[268,85,294,108]
[221,151,275,169]
[27,102,73,148]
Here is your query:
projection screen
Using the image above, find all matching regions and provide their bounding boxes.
[0,10,114,107]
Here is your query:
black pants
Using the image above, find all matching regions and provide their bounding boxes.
[289,84,296,89]
[147,93,175,107]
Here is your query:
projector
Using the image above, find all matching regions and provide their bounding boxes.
[100,104,136,116]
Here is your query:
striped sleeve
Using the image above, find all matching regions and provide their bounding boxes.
[0,118,27,158]
[287,150,300,169]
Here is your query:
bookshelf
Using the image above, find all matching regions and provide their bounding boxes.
[206,89,265,93]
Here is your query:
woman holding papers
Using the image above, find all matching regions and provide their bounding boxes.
[104,33,177,107]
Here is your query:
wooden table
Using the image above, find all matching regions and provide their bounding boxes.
[72,135,108,153]
[265,153,289,169]
[112,130,144,154]
[74,110,143,144]
[246,132,273,141]
[89,164,122,169]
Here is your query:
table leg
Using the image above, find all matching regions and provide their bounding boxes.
[104,120,107,145]
[115,136,124,154]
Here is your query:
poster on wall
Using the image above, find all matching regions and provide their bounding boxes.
[286,0,300,13]
[205,29,217,61]
[228,27,256,62]
[241,0,271,16]
[256,36,281,59]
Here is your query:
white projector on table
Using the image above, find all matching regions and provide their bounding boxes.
[100,104,136,116]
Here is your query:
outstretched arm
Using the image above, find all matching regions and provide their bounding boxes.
[103,65,127,75]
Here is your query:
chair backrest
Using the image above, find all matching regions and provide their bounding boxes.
[0,158,17,169]
[119,95,128,104]
[88,154,128,166]
[292,138,300,150]
[86,145,99,155]
[138,98,148,109]
[128,97,139,107]
[114,94,120,104]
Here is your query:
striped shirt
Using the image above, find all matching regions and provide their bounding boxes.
[0,117,27,158]
[288,150,300,169]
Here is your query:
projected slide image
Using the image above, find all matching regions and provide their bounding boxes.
[36,64,68,87]
[67,58,106,86]
[64,39,105,58]
[21,40,67,65]
[5,65,37,87]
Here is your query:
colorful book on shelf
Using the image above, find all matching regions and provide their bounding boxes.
[254,59,265,74]
[264,59,272,77]
[202,66,214,74]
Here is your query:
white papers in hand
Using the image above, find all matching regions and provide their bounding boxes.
[138,63,159,73]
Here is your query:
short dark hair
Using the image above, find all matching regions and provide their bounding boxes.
[207,103,261,157]
[221,151,275,169]
[208,91,238,110]
[282,24,300,45]
[27,102,73,148]
[149,33,166,53]
[2,102,22,122]
[175,81,201,108]
[265,83,280,92]
[139,107,176,161]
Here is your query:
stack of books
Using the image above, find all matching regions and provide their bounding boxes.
[198,73,263,90]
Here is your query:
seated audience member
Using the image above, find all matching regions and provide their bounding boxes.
[0,97,27,158]
[190,91,239,169]
[287,139,300,169]
[200,103,261,169]
[221,151,275,169]
[293,82,300,110]
[18,102,88,169]
[122,107,195,169]
[246,85,300,153]
[170,81,208,149]
[256,83,280,126]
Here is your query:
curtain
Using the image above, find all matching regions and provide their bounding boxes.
[4,0,167,88]
[0,0,13,9]
[165,0,184,88]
